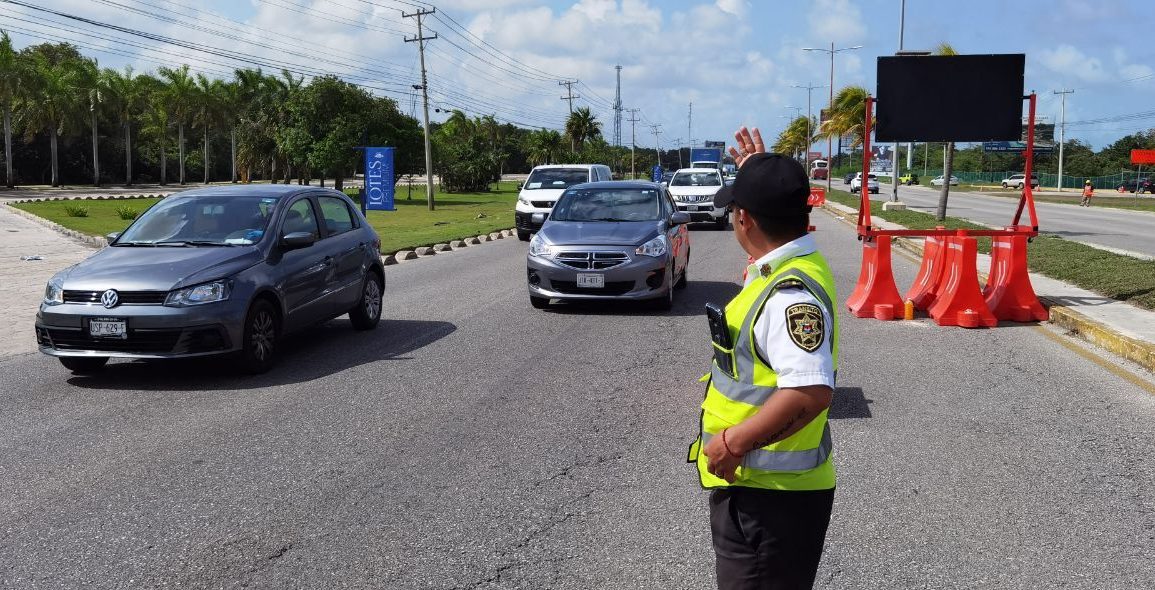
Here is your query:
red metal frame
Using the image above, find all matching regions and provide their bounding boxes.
[856,93,1040,241]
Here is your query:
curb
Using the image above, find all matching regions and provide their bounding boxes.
[379,228,517,266]
[819,202,1155,373]
[5,193,172,205]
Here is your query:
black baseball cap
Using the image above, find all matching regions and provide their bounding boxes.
[714,153,812,216]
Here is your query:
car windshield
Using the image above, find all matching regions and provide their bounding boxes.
[670,172,720,187]
[813,162,828,168]
[116,194,278,245]
[524,168,590,190]
[551,188,662,222]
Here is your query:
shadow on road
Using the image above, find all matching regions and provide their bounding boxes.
[829,386,872,419]
[64,318,457,391]
[544,280,742,318]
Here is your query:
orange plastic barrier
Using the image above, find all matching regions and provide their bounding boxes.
[905,234,947,310]
[927,236,998,328]
[808,187,826,207]
[984,235,1049,322]
[846,236,904,319]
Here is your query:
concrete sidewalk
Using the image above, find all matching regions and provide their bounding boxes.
[824,200,1155,372]
[0,206,96,359]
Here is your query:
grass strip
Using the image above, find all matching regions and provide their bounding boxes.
[822,187,1155,310]
[11,182,521,255]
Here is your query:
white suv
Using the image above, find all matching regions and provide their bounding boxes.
[850,172,879,194]
[666,167,728,229]
[515,164,612,241]
[1001,173,1039,189]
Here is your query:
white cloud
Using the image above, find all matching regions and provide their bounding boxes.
[807,0,866,44]
[716,0,749,17]
[1038,45,1109,83]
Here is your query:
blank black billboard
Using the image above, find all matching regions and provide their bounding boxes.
[875,54,1025,142]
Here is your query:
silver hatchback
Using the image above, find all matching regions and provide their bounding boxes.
[35,185,385,374]
[526,181,691,310]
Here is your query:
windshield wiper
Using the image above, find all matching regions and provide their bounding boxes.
[153,240,236,247]
[589,217,632,222]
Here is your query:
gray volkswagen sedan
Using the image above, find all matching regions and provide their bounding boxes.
[36,185,385,374]
[526,181,690,310]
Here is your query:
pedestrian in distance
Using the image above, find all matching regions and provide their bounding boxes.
[688,126,839,590]
[1081,179,1094,207]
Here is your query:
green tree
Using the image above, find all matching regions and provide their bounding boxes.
[139,74,171,185]
[81,58,103,186]
[773,116,818,160]
[158,64,196,185]
[934,42,959,221]
[103,66,149,185]
[0,30,24,188]
[821,85,870,163]
[20,51,89,186]
[193,73,223,184]
[565,106,601,152]
[525,128,564,166]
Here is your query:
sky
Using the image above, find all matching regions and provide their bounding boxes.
[4,0,1154,152]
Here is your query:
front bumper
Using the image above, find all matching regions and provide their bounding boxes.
[515,210,549,232]
[672,202,726,222]
[36,300,246,359]
[526,247,671,301]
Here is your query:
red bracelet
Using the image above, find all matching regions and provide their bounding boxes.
[721,428,741,459]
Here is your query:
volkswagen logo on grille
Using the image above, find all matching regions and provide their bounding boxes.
[100,289,120,309]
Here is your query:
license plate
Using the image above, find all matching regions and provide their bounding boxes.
[89,318,127,339]
[531,212,546,224]
[687,205,699,212]
[577,274,604,288]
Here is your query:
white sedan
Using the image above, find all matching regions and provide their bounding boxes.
[850,172,879,194]
[930,175,960,187]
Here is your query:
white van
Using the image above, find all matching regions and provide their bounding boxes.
[515,164,612,240]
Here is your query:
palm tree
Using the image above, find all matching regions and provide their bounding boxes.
[193,73,222,184]
[773,116,818,160]
[934,43,959,221]
[217,80,240,183]
[159,65,196,185]
[565,106,601,152]
[526,128,563,166]
[141,75,170,185]
[0,30,24,188]
[81,59,103,186]
[21,53,86,187]
[821,85,870,163]
[103,66,148,186]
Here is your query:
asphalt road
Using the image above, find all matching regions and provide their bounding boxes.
[870,183,1155,258]
[2,212,1154,588]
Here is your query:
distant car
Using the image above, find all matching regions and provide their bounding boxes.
[666,167,728,229]
[850,172,879,194]
[843,172,856,185]
[1001,173,1039,189]
[526,181,691,311]
[36,185,385,375]
[898,173,919,186]
[930,175,960,187]
[1118,177,1154,194]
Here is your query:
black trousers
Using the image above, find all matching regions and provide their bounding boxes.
[709,486,835,590]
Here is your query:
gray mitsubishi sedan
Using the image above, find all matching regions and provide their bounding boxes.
[526,181,691,310]
[35,185,385,374]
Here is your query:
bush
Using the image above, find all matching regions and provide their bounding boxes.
[64,204,89,218]
[115,205,139,220]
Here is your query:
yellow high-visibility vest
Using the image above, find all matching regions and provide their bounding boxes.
[688,252,840,491]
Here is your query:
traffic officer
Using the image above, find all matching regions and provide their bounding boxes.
[688,127,839,590]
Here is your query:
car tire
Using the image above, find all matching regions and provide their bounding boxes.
[349,272,383,331]
[236,299,280,374]
[529,295,549,309]
[59,356,108,374]
[1002,182,1009,189]
[517,229,531,242]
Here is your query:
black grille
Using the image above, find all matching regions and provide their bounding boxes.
[63,290,168,305]
[516,212,546,230]
[44,327,181,353]
[555,251,630,270]
[550,280,634,296]
[530,201,555,208]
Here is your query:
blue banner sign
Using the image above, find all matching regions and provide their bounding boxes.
[651,165,663,182]
[365,147,395,211]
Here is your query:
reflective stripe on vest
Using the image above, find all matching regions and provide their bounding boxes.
[709,268,837,407]
[701,421,832,472]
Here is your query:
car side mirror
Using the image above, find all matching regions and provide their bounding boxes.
[281,231,316,250]
[661,181,669,187]
[669,212,691,225]
[518,182,525,190]
[106,231,121,242]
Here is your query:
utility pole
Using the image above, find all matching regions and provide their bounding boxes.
[404,7,437,211]
[627,108,641,178]
[559,80,579,114]
[803,43,862,194]
[792,83,825,174]
[672,137,683,169]
[1054,89,1074,191]
[650,124,662,172]
[687,101,693,150]
[613,66,623,147]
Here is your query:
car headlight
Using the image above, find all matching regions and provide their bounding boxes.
[528,234,555,258]
[517,195,531,206]
[43,280,63,306]
[165,280,232,307]
[636,235,668,258]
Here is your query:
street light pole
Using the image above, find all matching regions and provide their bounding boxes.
[1054,89,1074,191]
[792,83,826,175]
[803,43,862,194]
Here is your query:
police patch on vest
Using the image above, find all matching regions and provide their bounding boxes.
[785,303,824,352]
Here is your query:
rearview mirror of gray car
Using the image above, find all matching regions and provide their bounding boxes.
[670,212,691,225]
[281,231,316,250]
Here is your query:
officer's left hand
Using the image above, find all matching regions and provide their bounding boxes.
[703,432,743,483]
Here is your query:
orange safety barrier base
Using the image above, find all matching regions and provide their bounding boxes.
[904,230,947,309]
[927,236,998,328]
[984,235,1049,322]
[846,235,904,320]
